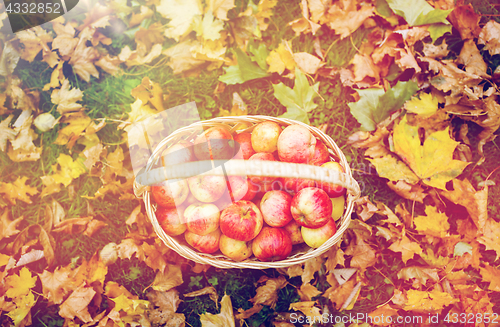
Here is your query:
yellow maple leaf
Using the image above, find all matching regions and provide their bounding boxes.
[405,93,439,116]
[157,0,203,41]
[0,253,10,267]
[193,11,224,41]
[388,234,422,264]
[51,154,87,187]
[480,263,500,292]
[254,0,278,31]
[403,289,459,313]
[0,176,38,205]
[5,267,37,298]
[419,248,449,267]
[131,77,164,111]
[200,294,235,327]
[15,26,53,62]
[414,206,450,238]
[51,80,84,114]
[267,43,295,74]
[393,116,469,190]
[54,112,92,147]
[6,291,35,326]
[111,293,150,315]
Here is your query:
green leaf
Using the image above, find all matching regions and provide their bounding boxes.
[274,68,320,124]
[248,39,269,70]
[348,81,418,131]
[428,23,452,43]
[386,0,452,26]
[219,48,269,85]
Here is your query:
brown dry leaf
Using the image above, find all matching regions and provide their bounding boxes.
[51,22,78,58]
[38,265,76,305]
[324,277,356,310]
[298,283,322,301]
[40,175,61,198]
[0,176,38,205]
[200,294,235,327]
[345,236,378,268]
[6,117,42,162]
[82,143,104,170]
[368,304,399,326]
[448,4,481,40]
[51,79,84,114]
[289,301,322,324]
[478,20,500,56]
[129,5,154,26]
[477,218,500,261]
[0,210,24,240]
[302,256,323,284]
[82,220,108,237]
[354,196,378,221]
[151,264,183,292]
[388,234,422,264]
[192,262,210,274]
[351,53,380,83]
[116,238,146,261]
[15,26,53,62]
[162,41,207,75]
[68,37,100,82]
[414,206,450,238]
[403,288,459,313]
[130,76,164,111]
[250,275,287,309]
[479,263,500,292]
[52,217,92,234]
[321,0,374,39]
[397,267,439,288]
[235,304,263,320]
[147,289,185,327]
[293,52,324,74]
[458,39,489,77]
[142,242,167,273]
[423,40,449,59]
[440,178,487,231]
[59,284,96,323]
[324,244,345,271]
[184,286,218,307]
[387,180,427,203]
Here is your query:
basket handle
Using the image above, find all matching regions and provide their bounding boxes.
[134,159,361,201]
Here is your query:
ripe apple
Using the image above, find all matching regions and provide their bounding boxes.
[248,153,278,185]
[291,187,332,228]
[184,203,220,236]
[282,177,315,194]
[253,178,284,199]
[319,161,346,198]
[188,174,227,203]
[220,200,263,241]
[301,218,337,248]
[162,140,194,166]
[283,220,304,245]
[227,175,257,202]
[251,121,281,153]
[277,124,316,163]
[156,206,186,236]
[252,227,292,261]
[260,190,293,227]
[193,126,234,160]
[219,234,253,261]
[152,179,189,208]
[233,132,256,159]
[309,140,330,166]
[331,195,345,221]
[185,229,221,254]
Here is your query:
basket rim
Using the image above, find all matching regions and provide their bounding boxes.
[138,115,359,269]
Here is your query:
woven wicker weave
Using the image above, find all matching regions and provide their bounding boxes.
[133,116,360,269]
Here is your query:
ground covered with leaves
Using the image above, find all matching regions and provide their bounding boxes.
[0,0,500,326]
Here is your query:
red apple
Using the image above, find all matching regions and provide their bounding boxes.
[309,140,330,166]
[253,178,284,199]
[188,174,227,203]
[282,177,316,194]
[184,203,220,236]
[277,124,316,163]
[291,187,332,228]
[248,153,278,185]
[152,180,189,208]
[283,220,304,245]
[301,218,337,248]
[251,121,281,153]
[227,176,257,202]
[185,229,221,254]
[252,227,292,261]
[233,132,256,159]
[220,200,263,241]
[162,140,194,166]
[193,126,234,160]
[319,162,346,198]
[156,206,186,236]
[260,190,293,227]
[219,234,253,261]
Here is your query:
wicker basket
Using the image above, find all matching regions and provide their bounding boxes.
[133,116,360,269]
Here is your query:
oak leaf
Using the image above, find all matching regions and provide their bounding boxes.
[388,234,422,264]
[393,116,469,190]
[200,294,235,327]
[403,289,459,313]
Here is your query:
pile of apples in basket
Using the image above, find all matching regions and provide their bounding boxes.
[152,121,346,262]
